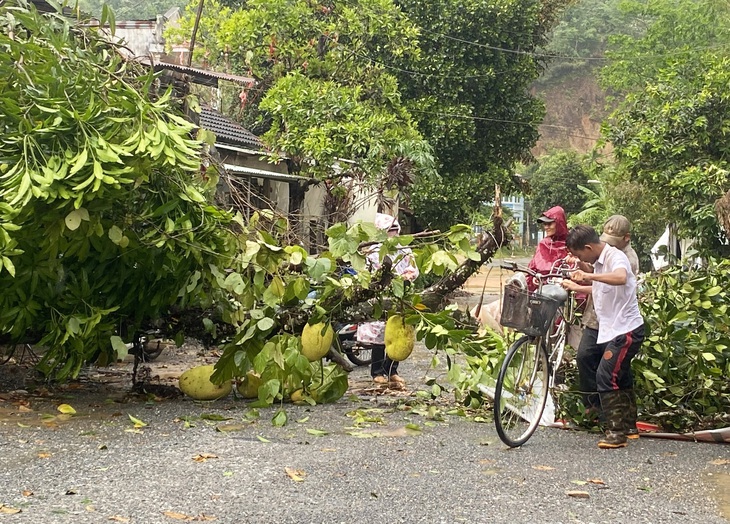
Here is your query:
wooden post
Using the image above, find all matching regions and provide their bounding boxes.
[187,0,205,67]
[494,184,502,218]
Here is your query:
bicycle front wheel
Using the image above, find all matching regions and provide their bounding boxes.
[494,335,550,447]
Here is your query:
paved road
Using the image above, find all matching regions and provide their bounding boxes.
[0,343,728,524]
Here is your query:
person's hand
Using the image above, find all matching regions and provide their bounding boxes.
[401,267,418,281]
[564,255,581,266]
[570,269,590,283]
[561,279,580,292]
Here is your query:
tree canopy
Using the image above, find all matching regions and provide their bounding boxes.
[393,0,572,229]
[168,0,433,185]
[523,150,590,219]
[168,0,573,230]
[0,0,238,378]
[600,0,730,254]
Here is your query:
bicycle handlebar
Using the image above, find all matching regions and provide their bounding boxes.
[499,261,573,281]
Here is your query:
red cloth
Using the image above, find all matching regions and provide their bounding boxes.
[528,206,568,291]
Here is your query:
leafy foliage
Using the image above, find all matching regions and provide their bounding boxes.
[600,0,730,95]
[167,0,433,185]
[395,0,572,229]
[523,150,590,218]
[600,0,730,255]
[0,0,238,379]
[76,0,184,20]
[569,161,665,271]
[633,260,730,431]
[209,218,500,404]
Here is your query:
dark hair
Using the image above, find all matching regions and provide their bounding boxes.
[566,225,600,250]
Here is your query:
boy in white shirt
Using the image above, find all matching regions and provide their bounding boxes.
[563,225,645,449]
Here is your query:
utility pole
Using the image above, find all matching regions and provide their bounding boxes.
[187,0,205,67]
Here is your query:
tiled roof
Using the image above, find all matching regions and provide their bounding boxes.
[199,107,263,150]
[140,59,255,86]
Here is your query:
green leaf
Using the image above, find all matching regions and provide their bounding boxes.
[200,413,232,421]
[1,256,15,277]
[305,428,328,436]
[110,335,127,353]
[272,409,288,427]
[128,415,147,428]
[64,209,83,231]
[108,225,123,245]
[69,148,88,175]
[257,317,275,331]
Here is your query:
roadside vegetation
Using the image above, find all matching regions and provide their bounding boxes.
[1,0,728,432]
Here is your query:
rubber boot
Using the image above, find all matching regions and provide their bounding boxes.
[598,391,629,449]
[624,389,639,440]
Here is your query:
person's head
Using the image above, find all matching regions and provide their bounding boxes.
[374,212,400,237]
[537,214,557,237]
[536,206,567,241]
[566,225,603,264]
[601,215,631,249]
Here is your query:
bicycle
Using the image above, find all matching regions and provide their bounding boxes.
[488,259,585,447]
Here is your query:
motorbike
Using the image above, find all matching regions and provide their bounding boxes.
[334,322,373,367]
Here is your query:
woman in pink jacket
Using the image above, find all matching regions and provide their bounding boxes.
[527,206,568,291]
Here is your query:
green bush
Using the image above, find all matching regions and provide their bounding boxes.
[634,260,730,431]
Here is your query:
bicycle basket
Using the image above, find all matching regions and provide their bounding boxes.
[500,286,561,336]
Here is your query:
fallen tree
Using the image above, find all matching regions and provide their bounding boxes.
[0,2,510,406]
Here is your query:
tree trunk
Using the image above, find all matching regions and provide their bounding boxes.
[296,216,510,325]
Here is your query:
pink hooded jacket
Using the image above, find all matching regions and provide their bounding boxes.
[527,206,568,291]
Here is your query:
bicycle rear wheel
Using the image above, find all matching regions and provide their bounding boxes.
[494,335,550,447]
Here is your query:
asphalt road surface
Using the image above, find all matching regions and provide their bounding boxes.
[0,343,728,524]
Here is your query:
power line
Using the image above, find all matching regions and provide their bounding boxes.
[419,29,609,62]
[408,108,601,141]
[356,51,507,80]
[420,28,730,62]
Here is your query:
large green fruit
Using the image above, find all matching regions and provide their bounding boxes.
[236,371,263,399]
[178,365,232,400]
[301,322,334,361]
[385,315,415,361]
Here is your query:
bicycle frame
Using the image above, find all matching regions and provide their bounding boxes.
[499,261,583,404]
[490,259,591,446]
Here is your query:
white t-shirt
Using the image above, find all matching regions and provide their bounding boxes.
[593,244,644,344]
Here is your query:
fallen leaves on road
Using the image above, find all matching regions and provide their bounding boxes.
[200,413,231,422]
[37,452,51,459]
[306,428,328,436]
[0,505,21,514]
[163,510,217,521]
[192,453,218,463]
[21,490,33,497]
[532,465,555,471]
[709,458,730,465]
[565,490,590,499]
[128,414,147,428]
[215,423,246,433]
[285,467,306,482]
[108,516,130,522]
[587,478,606,485]
[57,403,76,415]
